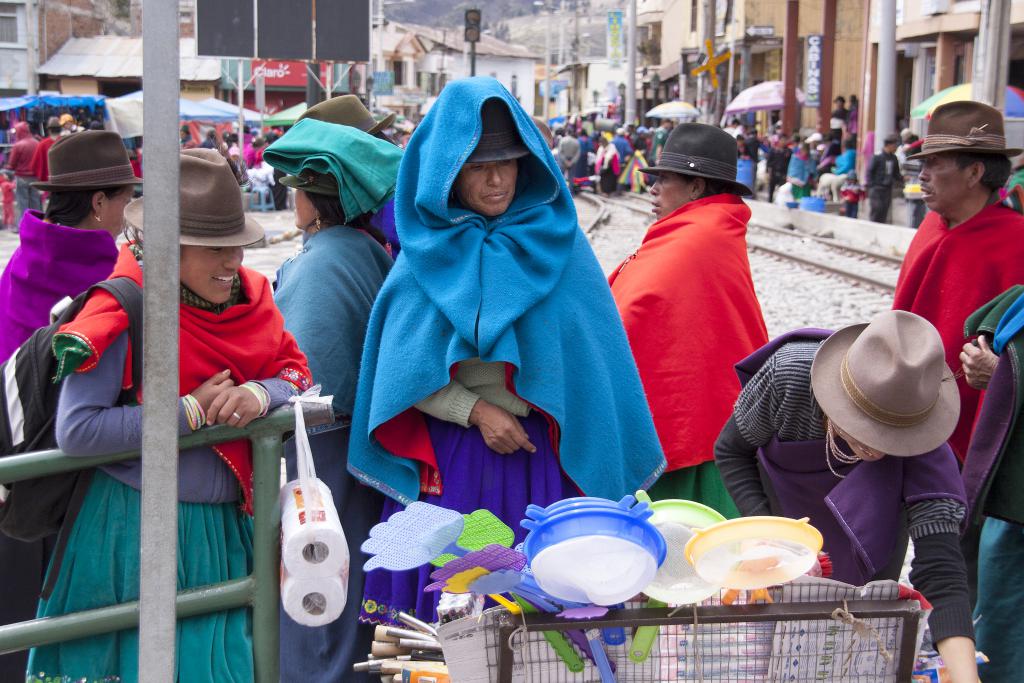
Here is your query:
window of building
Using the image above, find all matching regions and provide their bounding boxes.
[0,3,20,44]
[392,60,404,86]
[690,0,698,32]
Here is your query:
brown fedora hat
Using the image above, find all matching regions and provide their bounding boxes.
[123,149,264,248]
[810,310,960,457]
[298,94,396,135]
[33,131,142,192]
[641,122,752,196]
[908,101,1023,160]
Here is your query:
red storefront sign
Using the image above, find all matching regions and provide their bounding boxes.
[251,60,331,88]
[252,60,307,87]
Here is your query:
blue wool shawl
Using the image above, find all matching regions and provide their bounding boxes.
[347,78,665,504]
[274,227,393,416]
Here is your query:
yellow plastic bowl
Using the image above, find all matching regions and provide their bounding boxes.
[683,516,824,590]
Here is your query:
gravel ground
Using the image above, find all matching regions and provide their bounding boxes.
[583,195,895,336]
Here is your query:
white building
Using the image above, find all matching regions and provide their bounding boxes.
[374,21,538,120]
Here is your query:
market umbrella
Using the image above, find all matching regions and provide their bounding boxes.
[262,102,308,127]
[199,98,262,124]
[910,84,1024,119]
[724,81,806,115]
[645,101,699,119]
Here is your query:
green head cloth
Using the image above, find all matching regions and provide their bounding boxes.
[263,118,402,220]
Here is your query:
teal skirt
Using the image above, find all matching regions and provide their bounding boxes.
[27,471,254,683]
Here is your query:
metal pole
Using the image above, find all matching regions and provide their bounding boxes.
[251,435,283,683]
[237,59,245,143]
[139,0,180,679]
[544,6,551,118]
[700,0,715,123]
[558,0,566,65]
[781,0,799,134]
[875,0,897,153]
[25,0,38,96]
[819,0,837,133]
[470,41,477,77]
[973,0,1011,109]
[626,0,637,126]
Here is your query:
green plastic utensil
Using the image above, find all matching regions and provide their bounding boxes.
[512,595,586,673]
[432,509,515,567]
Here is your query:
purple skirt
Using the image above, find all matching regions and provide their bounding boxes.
[360,411,577,625]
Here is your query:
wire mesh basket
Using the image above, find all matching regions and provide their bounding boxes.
[436,582,925,682]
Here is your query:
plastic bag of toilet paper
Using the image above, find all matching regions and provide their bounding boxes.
[281,566,348,627]
[280,387,349,625]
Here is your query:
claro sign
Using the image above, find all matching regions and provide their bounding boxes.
[252,60,307,87]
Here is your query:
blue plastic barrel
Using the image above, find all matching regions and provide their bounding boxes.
[799,196,826,213]
[735,158,755,193]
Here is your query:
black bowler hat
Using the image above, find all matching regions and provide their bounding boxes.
[642,122,752,196]
[466,98,530,163]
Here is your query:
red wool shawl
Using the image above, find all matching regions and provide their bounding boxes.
[56,245,312,512]
[893,202,1024,461]
[609,194,768,471]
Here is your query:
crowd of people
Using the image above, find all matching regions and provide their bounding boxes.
[0,80,1022,683]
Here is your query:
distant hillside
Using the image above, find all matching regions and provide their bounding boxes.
[387,0,622,61]
[385,0,534,30]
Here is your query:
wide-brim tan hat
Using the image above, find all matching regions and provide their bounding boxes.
[810,311,960,456]
[298,94,396,135]
[33,130,142,192]
[124,149,264,248]
[908,100,1023,160]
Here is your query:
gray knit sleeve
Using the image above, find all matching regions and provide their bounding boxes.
[415,381,480,428]
[907,499,966,540]
[732,353,783,447]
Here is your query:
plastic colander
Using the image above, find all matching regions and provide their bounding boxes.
[684,516,823,590]
[521,499,665,606]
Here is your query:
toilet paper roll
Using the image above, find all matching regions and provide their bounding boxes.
[281,569,347,627]
[280,477,349,579]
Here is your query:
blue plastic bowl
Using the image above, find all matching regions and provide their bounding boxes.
[522,506,667,567]
[524,496,632,524]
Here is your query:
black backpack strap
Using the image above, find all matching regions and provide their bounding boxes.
[39,469,93,600]
[92,278,144,394]
[40,279,143,595]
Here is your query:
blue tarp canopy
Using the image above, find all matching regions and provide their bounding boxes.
[119,91,238,122]
[199,98,262,124]
[0,94,105,112]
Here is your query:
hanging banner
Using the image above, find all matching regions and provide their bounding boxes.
[805,34,823,107]
[607,10,624,69]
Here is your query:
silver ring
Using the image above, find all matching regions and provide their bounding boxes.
[232,412,242,421]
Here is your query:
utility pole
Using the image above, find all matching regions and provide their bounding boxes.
[559,0,566,65]
[25,0,38,95]
[544,6,551,118]
[819,0,837,133]
[781,0,799,134]
[973,0,1011,109]
[874,0,897,152]
[700,0,716,123]
[625,0,637,125]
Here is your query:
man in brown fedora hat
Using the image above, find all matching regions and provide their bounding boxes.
[893,101,1024,464]
[715,311,978,681]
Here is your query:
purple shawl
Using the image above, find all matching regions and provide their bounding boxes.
[0,210,118,360]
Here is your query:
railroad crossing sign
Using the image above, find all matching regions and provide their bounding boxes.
[690,39,732,90]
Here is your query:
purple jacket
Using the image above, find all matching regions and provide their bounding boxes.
[736,329,966,585]
[0,210,118,360]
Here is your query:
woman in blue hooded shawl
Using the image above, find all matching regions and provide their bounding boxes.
[350,78,666,625]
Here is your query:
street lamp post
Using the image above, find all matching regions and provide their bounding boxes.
[618,82,626,124]
[535,1,554,119]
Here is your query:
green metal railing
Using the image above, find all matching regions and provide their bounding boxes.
[0,404,330,683]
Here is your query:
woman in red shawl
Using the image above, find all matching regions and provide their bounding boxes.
[610,123,768,516]
[26,150,311,683]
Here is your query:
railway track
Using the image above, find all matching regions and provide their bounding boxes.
[597,194,901,293]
